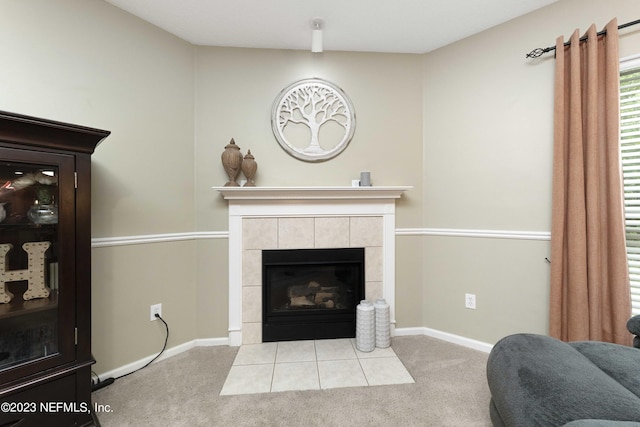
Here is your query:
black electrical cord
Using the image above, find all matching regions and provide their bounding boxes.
[92,313,169,391]
[117,313,169,379]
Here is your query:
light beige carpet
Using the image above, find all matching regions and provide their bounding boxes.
[92,335,492,427]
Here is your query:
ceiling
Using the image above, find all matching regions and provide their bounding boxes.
[104,0,559,54]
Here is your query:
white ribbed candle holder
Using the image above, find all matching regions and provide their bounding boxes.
[356,300,375,352]
[374,298,390,348]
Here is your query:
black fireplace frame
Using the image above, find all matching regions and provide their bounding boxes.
[262,247,365,342]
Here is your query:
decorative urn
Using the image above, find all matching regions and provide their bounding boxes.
[221,138,243,187]
[241,150,257,187]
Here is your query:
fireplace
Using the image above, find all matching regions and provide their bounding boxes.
[262,248,364,342]
[214,186,410,346]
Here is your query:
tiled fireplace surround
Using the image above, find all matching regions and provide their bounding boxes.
[216,187,410,346]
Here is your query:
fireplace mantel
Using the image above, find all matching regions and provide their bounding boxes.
[215,185,411,346]
[214,186,411,201]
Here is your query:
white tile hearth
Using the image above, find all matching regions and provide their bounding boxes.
[315,338,357,360]
[219,364,274,395]
[272,361,319,392]
[359,357,416,386]
[219,338,414,396]
[317,359,368,389]
[232,342,277,365]
[275,340,316,363]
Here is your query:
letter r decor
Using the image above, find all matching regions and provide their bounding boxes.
[0,241,51,303]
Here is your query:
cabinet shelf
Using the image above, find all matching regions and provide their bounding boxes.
[0,290,58,321]
[0,222,56,230]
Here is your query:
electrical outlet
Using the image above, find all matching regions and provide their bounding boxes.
[465,293,476,310]
[150,303,162,321]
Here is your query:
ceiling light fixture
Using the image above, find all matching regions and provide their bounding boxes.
[311,18,324,53]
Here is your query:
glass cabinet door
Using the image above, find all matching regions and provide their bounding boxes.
[0,147,75,379]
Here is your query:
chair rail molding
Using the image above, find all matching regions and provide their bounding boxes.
[397,228,550,241]
[91,228,550,248]
[91,231,228,248]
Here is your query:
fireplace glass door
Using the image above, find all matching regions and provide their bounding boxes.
[262,248,364,342]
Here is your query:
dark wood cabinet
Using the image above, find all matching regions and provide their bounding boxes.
[0,111,109,426]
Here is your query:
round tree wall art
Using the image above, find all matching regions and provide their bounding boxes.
[271,78,356,162]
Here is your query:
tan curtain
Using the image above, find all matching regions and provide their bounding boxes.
[550,19,632,345]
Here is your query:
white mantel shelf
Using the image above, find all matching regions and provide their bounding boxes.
[213,186,412,200]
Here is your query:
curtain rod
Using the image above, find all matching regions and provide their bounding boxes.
[525,18,640,58]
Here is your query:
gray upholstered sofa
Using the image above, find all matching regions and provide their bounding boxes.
[486,322,640,426]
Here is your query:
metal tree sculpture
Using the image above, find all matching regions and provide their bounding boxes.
[272,79,355,162]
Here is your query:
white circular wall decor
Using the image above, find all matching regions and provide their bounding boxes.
[271,78,356,162]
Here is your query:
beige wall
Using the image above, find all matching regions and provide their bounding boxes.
[2,0,640,375]
[0,0,197,373]
[194,47,424,229]
[193,48,425,340]
[422,0,640,343]
[92,242,196,370]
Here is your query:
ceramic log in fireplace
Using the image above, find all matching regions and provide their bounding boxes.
[262,248,365,342]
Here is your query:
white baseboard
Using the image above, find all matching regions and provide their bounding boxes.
[394,327,493,353]
[194,337,229,347]
[97,328,491,380]
[95,337,229,380]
